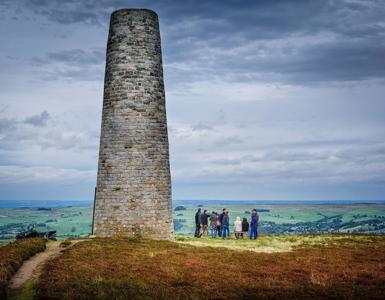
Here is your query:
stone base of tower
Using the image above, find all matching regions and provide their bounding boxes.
[93,206,174,240]
[93,222,174,240]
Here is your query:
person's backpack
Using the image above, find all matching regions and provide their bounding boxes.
[242,221,249,232]
[210,214,216,224]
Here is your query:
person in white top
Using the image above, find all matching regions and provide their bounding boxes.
[234,216,242,239]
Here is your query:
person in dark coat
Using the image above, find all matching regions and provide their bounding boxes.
[250,209,259,240]
[200,209,210,236]
[194,208,202,237]
[241,217,249,239]
[218,208,226,237]
[221,210,230,239]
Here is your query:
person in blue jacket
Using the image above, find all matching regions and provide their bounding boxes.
[250,209,259,240]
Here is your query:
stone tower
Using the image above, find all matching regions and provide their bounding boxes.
[93,9,173,239]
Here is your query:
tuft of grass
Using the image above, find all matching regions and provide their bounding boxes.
[6,278,38,300]
[59,240,72,248]
[0,238,46,298]
[35,234,385,300]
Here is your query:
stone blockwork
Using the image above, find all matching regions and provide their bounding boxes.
[93,9,173,239]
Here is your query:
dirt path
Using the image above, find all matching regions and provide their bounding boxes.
[8,239,84,289]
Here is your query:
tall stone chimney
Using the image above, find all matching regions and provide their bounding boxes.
[93,9,173,239]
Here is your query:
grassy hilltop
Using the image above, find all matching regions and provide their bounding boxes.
[25,234,385,300]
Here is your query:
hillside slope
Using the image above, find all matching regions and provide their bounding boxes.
[0,238,46,299]
[35,235,385,300]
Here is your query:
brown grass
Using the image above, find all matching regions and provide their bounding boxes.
[59,240,72,248]
[0,238,46,298]
[36,235,385,300]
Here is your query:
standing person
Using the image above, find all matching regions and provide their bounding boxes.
[216,213,221,237]
[222,211,230,240]
[194,208,202,237]
[200,209,210,236]
[241,217,249,239]
[210,211,217,238]
[218,208,226,238]
[234,216,242,239]
[250,209,259,240]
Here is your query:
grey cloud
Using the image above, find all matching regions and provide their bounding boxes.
[39,9,102,25]
[272,138,365,149]
[335,143,385,166]
[33,49,105,67]
[0,111,98,151]
[168,36,385,85]
[337,24,385,39]
[0,105,8,114]
[0,127,98,152]
[45,49,105,66]
[197,138,385,188]
[0,0,13,9]
[211,158,241,166]
[7,0,385,84]
[39,131,98,151]
[39,66,104,82]
[277,40,385,83]
[192,122,213,131]
[0,118,17,133]
[251,150,330,163]
[215,136,243,147]
[24,110,50,127]
[211,149,330,166]
[161,0,385,85]
[202,145,385,185]
[32,49,105,81]
[1,110,50,133]
[25,0,108,25]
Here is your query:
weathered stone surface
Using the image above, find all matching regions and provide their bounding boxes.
[93,9,173,239]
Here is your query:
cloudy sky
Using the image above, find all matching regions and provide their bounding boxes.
[0,0,384,201]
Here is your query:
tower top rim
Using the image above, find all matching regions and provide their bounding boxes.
[111,8,158,17]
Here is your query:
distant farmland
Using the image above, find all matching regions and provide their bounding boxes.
[1,202,385,243]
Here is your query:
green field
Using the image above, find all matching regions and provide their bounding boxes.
[1,204,385,243]
[0,206,93,243]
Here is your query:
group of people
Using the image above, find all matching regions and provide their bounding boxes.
[194,208,259,240]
